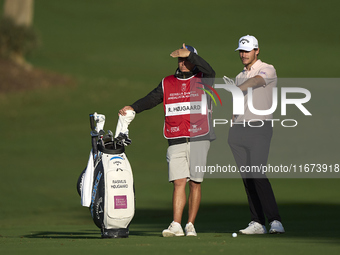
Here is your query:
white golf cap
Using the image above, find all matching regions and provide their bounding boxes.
[235,35,259,51]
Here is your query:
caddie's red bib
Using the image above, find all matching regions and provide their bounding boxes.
[162,73,210,139]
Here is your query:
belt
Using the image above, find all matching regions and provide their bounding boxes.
[168,137,190,146]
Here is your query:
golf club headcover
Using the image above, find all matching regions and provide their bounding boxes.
[94,112,106,132]
[115,110,135,139]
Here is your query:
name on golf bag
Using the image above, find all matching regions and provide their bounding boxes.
[111,179,128,189]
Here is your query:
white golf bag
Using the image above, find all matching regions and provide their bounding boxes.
[77,111,135,238]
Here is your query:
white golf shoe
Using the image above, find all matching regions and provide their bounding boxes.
[162,221,184,237]
[239,221,267,234]
[185,222,197,237]
[269,220,285,234]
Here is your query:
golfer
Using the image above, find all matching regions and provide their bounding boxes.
[119,43,215,237]
[227,35,285,234]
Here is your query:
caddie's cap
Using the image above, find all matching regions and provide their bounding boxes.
[235,35,259,51]
[181,45,198,55]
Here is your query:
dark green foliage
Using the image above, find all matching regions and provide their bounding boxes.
[0,17,40,58]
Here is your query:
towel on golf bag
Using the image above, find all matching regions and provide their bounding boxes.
[81,150,95,207]
[115,110,135,138]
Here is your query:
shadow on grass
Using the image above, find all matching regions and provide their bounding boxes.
[24,202,340,241]
[24,230,102,239]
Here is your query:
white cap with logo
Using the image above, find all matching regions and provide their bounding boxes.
[235,35,259,51]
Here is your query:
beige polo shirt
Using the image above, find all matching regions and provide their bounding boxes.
[234,59,277,122]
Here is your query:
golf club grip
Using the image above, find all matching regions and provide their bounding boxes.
[89,114,95,131]
[89,114,98,160]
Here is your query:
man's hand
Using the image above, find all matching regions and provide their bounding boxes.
[119,106,134,116]
[223,76,235,86]
[170,43,191,58]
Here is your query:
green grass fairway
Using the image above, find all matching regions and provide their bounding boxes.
[0,0,339,254]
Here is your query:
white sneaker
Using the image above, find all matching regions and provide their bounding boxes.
[185,222,197,236]
[269,220,285,234]
[239,221,267,234]
[162,221,184,237]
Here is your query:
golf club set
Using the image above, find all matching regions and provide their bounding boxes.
[77,111,136,238]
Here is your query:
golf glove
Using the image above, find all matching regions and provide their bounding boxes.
[223,76,236,86]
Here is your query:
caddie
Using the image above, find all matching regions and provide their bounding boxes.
[119,43,215,237]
